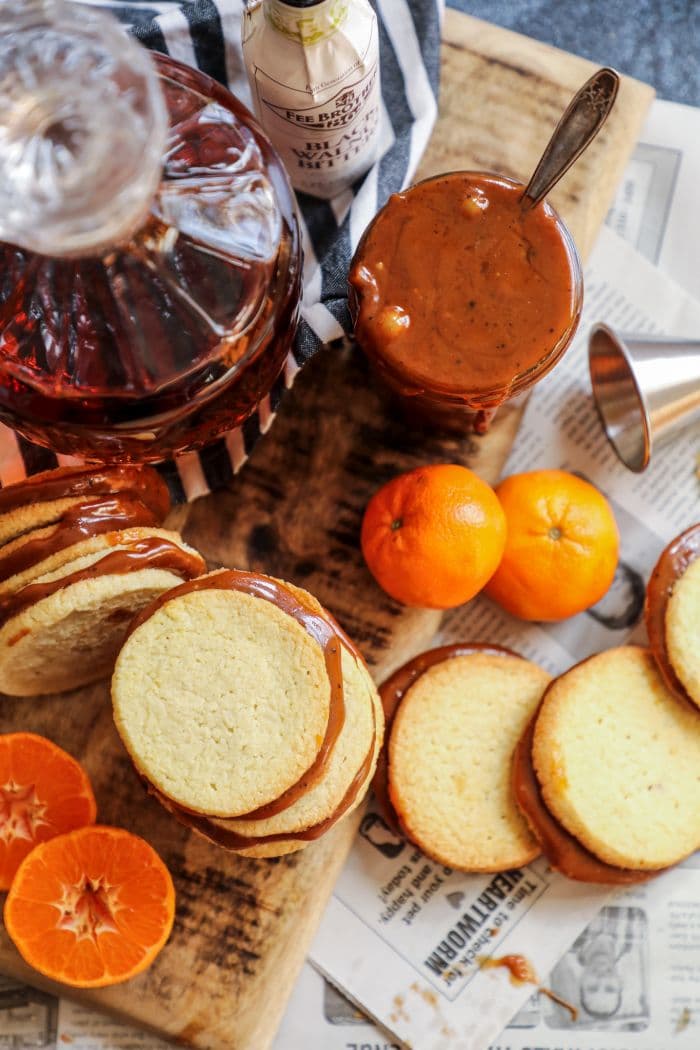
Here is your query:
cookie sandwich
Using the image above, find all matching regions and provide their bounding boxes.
[0,466,205,696]
[646,523,700,709]
[514,646,700,883]
[112,569,383,858]
[376,645,552,872]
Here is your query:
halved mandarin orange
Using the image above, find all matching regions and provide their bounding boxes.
[0,733,96,890]
[5,825,175,988]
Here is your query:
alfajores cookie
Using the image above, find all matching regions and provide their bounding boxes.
[646,524,700,709]
[532,646,700,871]
[112,570,383,857]
[0,528,205,696]
[0,466,170,549]
[385,646,551,872]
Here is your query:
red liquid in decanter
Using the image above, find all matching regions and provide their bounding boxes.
[0,56,301,463]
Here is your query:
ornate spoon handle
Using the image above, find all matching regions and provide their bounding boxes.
[522,67,620,210]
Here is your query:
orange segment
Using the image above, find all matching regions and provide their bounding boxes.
[5,825,175,988]
[0,733,96,890]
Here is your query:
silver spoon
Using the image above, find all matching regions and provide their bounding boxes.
[522,67,620,210]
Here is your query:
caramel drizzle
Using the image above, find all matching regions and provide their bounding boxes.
[0,465,170,519]
[375,643,526,832]
[0,495,160,583]
[512,701,662,885]
[156,703,377,849]
[128,570,350,819]
[0,537,206,628]
[645,523,700,707]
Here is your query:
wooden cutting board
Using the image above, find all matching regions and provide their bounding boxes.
[0,12,653,1049]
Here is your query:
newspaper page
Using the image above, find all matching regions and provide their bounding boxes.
[1,97,699,1050]
[307,220,700,1050]
[606,98,700,298]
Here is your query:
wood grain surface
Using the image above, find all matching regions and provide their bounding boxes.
[0,11,653,1049]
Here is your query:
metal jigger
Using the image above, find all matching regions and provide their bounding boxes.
[588,323,700,472]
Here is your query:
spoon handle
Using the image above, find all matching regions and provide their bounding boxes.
[521,67,620,210]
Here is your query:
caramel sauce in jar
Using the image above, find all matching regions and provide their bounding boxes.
[349,172,582,432]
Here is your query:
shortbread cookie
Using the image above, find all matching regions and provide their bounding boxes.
[665,554,700,706]
[388,649,551,871]
[213,645,381,836]
[513,710,661,884]
[533,646,700,870]
[0,465,170,518]
[646,524,700,707]
[0,529,204,696]
[113,572,338,817]
[0,466,170,550]
[163,688,383,858]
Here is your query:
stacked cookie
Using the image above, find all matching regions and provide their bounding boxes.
[0,467,205,696]
[376,645,552,872]
[514,646,700,883]
[646,523,700,710]
[112,569,384,858]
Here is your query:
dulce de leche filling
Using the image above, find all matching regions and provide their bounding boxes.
[0,465,171,520]
[0,536,206,629]
[512,710,663,885]
[645,524,700,707]
[0,494,162,583]
[350,173,579,397]
[130,570,371,840]
[375,643,527,833]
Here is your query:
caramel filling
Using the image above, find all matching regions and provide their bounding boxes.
[375,643,526,832]
[0,495,161,583]
[645,523,700,707]
[0,465,170,520]
[0,537,206,628]
[512,709,663,885]
[128,570,360,821]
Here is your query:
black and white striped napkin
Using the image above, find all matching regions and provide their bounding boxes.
[0,0,443,502]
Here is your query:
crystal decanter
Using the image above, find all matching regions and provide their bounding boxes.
[0,0,301,462]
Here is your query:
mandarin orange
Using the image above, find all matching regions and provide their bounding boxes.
[0,733,96,890]
[361,464,506,608]
[5,825,175,988]
[485,469,619,621]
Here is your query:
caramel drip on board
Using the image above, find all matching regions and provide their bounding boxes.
[375,643,526,832]
[128,569,357,819]
[512,704,663,885]
[0,537,206,628]
[0,495,161,583]
[0,465,170,519]
[645,523,700,707]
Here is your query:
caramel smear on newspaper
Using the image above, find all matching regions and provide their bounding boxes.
[477,954,578,1021]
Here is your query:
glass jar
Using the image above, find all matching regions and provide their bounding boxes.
[349,171,582,433]
[0,2,301,462]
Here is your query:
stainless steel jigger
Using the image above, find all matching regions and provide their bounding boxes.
[588,323,700,472]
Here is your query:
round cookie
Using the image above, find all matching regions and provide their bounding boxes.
[665,556,700,706]
[388,650,551,871]
[0,498,88,547]
[0,530,204,697]
[533,645,700,870]
[112,578,334,818]
[213,644,381,836]
[232,713,383,858]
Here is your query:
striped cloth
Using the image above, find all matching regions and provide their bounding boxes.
[0,0,443,503]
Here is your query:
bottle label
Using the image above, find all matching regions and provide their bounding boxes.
[254,62,380,192]
[243,0,381,199]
